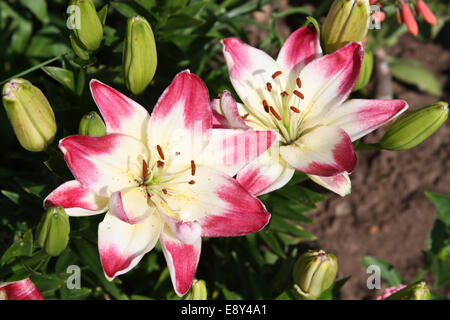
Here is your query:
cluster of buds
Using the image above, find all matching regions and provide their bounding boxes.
[371,0,437,37]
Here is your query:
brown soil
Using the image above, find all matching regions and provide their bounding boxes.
[250,1,450,299]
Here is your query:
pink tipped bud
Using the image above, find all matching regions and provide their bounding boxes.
[417,0,437,25]
[401,1,418,36]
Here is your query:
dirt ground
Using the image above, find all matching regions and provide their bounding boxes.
[250,1,450,299]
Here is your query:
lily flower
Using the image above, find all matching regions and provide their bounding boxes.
[0,279,43,300]
[220,26,408,196]
[44,70,275,296]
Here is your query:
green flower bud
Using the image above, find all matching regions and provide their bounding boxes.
[386,281,431,300]
[353,50,373,92]
[293,250,338,300]
[69,0,103,51]
[78,111,106,137]
[2,79,57,152]
[379,101,448,150]
[36,206,70,257]
[321,0,370,54]
[123,16,157,95]
[70,34,90,60]
[184,279,207,300]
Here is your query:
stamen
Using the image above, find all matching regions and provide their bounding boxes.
[142,160,148,178]
[272,71,282,79]
[157,145,165,160]
[162,189,168,195]
[157,160,165,168]
[262,100,269,112]
[293,90,304,99]
[296,77,302,88]
[175,151,181,156]
[290,106,300,113]
[266,82,272,92]
[281,91,289,97]
[242,113,249,119]
[188,180,196,185]
[270,106,282,120]
[191,160,196,176]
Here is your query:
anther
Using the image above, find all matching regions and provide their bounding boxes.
[142,160,148,178]
[266,82,272,92]
[270,107,282,120]
[281,91,289,97]
[290,106,300,113]
[157,160,165,168]
[191,160,196,176]
[162,189,168,195]
[296,77,302,88]
[188,180,196,185]
[272,71,282,79]
[293,90,304,99]
[242,113,249,119]
[157,145,165,160]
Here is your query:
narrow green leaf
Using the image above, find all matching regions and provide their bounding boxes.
[425,192,450,226]
[361,256,403,287]
[41,66,76,92]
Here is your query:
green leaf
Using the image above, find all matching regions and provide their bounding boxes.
[269,216,316,240]
[389,58,442,97]
[20,0,49,24]
[60,286,92,300]
[258,231,286,258]
[425,192,450,226]
[110,2,140,18]
[225,0,272,19]
[97,4,109,25]
[164,14,205,30]
[41,66,76,92]
[1,190,20,205]
[0,230,33,265]
[361,256,403,287]
[317,276,351,300]
[275,289,296,300]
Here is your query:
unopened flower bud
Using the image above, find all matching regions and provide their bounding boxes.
[401,1,418,36]
[2,79,57,152]
[353,50,374,91]
[321,0,370,54]
[293,250,338,300]
[386,281,431,300]
[379,101,448,150]
[69,0,103,51]
[36,206,70,256]
[416,0,437,25]
[184,279,207,300]
[79,111,106,137]
[123,16,157,95]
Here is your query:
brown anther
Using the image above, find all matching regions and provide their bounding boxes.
[290,106,300,113]
[162,189,168,195]
[156,145,165,160]
[293,90,304,99]
[266,82,272,92]
[191,160,196,176]
[242,113,249,119]
[188,180,196,185]
[269,107,282,120]
[272,71,282,79]
[262,99,268,107]
[296,77,302,88]
[157,160,165,168]
[281,91,289,97]
[142,160,148,178]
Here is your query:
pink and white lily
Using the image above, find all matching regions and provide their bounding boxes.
[44,70,275,296]
[220,26,408,196]
[0,279,43,300]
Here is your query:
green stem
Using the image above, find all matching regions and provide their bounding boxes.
[411,262,432,283]
[0,54,66,86]
[356,143,381,151]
